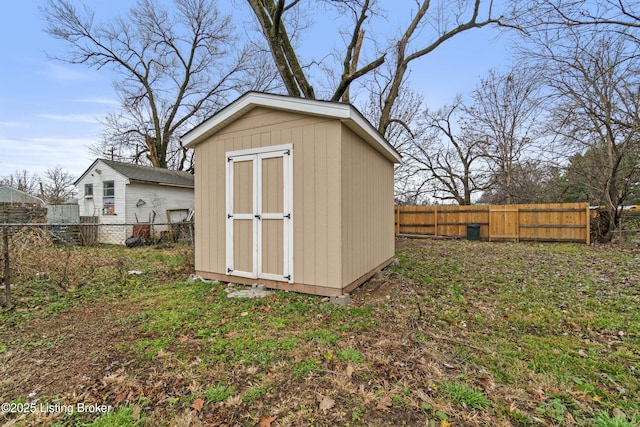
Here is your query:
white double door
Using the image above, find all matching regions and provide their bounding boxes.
[225,145,293,283]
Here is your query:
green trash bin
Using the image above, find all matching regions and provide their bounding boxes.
[467,223,481,241]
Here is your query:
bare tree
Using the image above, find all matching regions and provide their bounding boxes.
[360,82,429,202]
[543,33,640,241]
[512,0,640,37]
[478,160,564,204]
[465,67,545,204]
[0,170,40,195]
[410,98,489,205]
[43,0,258,171]
[512,0,640,240]
[244,0,516,140]
[245,0,384,100]
[42,167,76,204]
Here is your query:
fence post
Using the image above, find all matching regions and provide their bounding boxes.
[516,206,521,243]
[586,204,591,245]
[2,226,10,307]
[434,206,438,237]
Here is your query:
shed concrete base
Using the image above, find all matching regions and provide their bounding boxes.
[195,257,394,297]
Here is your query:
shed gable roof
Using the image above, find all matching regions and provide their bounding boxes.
[181,92,401,163]
[74,159,194,188]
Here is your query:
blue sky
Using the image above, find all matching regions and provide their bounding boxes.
[0,0,513,180]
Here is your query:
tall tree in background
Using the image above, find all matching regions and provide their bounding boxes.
[465,67,544,204]
[361,83,426,203]
[245,0,515,139]
[43,0,270,171]
[0,170,40,195]
[478,160,565,204]
[410,98,489,205]
[547,33,640,241]
[42,167,76,204]
[1,168,76,203]
[513,0,640,39]
[511,0,640,241]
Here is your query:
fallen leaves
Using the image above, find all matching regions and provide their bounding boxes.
[5,238,640,427]
[190,398,205,413]
[318,395,335,413]
[346,364,354,378]
[375,396,392,410]
[132,404,141,420]
[259,415,276,427]
[114,390,128,403]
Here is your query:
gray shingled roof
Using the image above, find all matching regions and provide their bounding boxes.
[100,159,194,188]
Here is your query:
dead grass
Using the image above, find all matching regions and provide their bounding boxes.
[1,238,639,426]
[2,228,130,296]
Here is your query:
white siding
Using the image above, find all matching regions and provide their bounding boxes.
[125,183,194,237]
[75,162,127,244]
[76,163,127,221]
[75,160,194,245]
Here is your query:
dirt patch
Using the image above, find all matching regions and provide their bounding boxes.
[0,302,145,403]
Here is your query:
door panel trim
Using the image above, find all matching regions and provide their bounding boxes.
[226,156,257,278]
[225,144,293,283]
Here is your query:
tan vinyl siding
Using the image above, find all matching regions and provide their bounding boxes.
[194,109,342,290]
[340,125,395,286]
[293,119,342,289]
[194,139,223,274]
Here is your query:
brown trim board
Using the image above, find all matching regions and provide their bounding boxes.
[195,257,395,297]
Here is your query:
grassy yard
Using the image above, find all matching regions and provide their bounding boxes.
[0,238,639,426]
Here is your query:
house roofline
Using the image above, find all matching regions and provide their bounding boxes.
[73,158,103,186]
[74,159,194,188]
[127,179,194,189]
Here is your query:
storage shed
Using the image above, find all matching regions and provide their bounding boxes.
[182,92,401,296]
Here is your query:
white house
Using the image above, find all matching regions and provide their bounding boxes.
[74,159,194,244]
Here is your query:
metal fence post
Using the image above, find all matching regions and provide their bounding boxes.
[2,226,10,307]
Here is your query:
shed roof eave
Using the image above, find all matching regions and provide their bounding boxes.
[181,92,401,164]
[343,115,402,164]
[183,93,350,147]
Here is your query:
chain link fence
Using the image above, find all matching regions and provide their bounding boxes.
[612,210,640,244]
[0,221,194,247]
[0,221,194,307]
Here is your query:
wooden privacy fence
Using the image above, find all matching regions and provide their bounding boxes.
[395,202,591,244]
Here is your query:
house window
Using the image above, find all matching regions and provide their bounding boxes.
[84,183,93,196]
[103,181,115,214]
